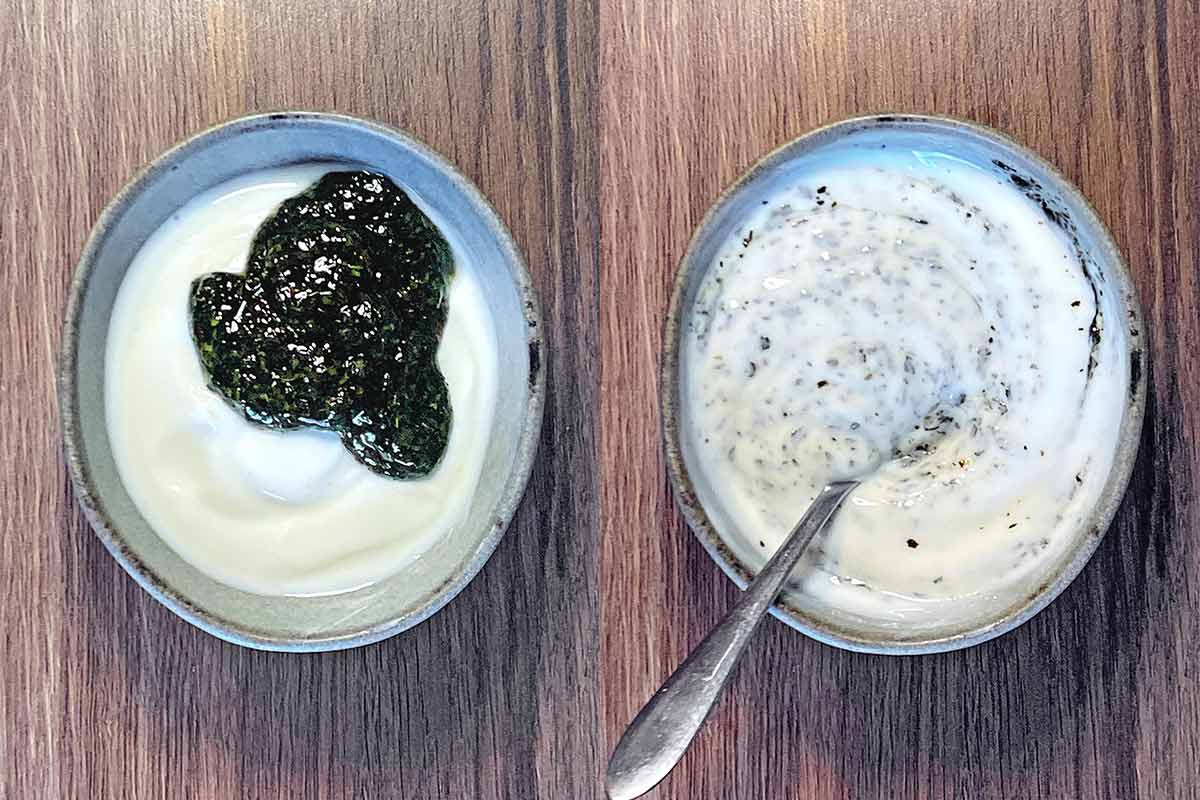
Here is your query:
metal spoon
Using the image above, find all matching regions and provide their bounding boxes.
[605,480,860,800]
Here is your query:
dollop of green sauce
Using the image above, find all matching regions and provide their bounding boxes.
[189,170,454,480]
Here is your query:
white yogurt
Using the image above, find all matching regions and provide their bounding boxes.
[106,165,499,597]
[682,144,1127,629]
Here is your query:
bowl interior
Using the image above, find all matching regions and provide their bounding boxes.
[64,114,542,650]
[666,115,1144,653]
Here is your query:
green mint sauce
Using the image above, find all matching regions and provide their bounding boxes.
[189,170,454,480]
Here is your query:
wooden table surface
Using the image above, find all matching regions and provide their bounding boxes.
[3,0,1198,798]
[601,1,1200,798]
[2,1,600,797]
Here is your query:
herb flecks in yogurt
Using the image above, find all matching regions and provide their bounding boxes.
[190,170,454,479]
[683,146,1127,627]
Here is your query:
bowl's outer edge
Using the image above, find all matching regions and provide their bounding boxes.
[59,111,547,652]
[660,112,1148,655]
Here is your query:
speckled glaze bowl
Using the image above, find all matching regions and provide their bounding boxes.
[663,114,1145,654]
[61,112,544,651]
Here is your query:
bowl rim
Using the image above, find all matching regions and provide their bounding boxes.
[59,110,546,651]
[660,112,1147,655]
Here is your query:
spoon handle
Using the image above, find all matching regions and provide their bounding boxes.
[605,480,859,800]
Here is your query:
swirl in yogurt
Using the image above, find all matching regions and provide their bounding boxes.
[682,145,1127,629]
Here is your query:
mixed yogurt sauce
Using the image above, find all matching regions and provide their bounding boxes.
[106,165,498,596]
[682,140,1128,629]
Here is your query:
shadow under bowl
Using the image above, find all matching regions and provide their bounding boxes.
[60,111,545,652]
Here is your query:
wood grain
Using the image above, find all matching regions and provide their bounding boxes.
[5,0,1200,798]
[0,0,599,797]
[599,1,1200,798]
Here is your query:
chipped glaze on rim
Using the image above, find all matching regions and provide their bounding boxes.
[661,113,1146,655]
[60,112,546,651]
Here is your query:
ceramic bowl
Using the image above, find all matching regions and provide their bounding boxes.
[662,113,1146,654]
[61,112,544,651]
